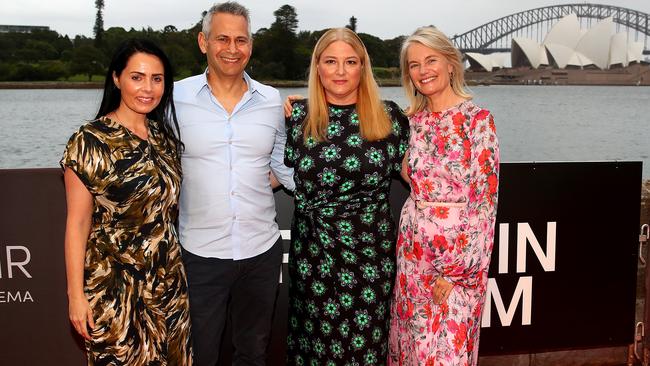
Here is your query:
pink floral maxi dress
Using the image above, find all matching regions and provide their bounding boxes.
[389,101,499,366]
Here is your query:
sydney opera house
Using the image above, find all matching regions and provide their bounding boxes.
[465,13,646,72]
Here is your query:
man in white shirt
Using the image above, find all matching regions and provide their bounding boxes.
[173,2,294,365]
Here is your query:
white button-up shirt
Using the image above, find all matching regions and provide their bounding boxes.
[174,71,294,259]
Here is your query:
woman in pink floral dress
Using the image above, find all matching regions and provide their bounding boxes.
[389,26,499,366]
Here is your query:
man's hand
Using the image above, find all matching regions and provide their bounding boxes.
[283,95,304,118]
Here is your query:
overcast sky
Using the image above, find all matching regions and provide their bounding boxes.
[1,1,649,40]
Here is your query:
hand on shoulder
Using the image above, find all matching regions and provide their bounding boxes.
[283,95,305,118]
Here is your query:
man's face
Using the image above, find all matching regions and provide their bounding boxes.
[198,12,252,79]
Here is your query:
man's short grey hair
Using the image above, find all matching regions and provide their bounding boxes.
[202,2,251,37]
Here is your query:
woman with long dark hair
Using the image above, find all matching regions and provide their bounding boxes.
[61,38,192,365]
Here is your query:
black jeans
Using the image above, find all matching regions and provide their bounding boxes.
[181,237,283,366]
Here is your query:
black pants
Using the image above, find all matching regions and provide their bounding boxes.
[181,237,283,366]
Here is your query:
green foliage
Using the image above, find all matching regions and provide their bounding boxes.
[101,27,129,56]
[253,4,301,80]
[372,67,400,80]
[2,61,68,81]
[0,63,17,81]
[41,60,70,80]
[24,40,59,60]
[67,73,104,82]
[13,63,46,81]
[346,16,357,32]
[358,33,392,67]
[71,45,105,81]
[0,30,72,63]
[273,5,299,33]
[383,36,405,67]
[94,0,105,46]
[0,5,404,82]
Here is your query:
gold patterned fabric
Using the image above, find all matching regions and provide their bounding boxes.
[61,117,192,365]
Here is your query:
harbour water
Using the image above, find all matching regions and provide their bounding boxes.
[0,85,648,178]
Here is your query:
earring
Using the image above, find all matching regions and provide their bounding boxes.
[414,88,417,96]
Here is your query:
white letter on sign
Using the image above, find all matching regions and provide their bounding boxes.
[6,246,32,278]
[482,276,532,327]
[498,223,509,274]
[516,222,556,273]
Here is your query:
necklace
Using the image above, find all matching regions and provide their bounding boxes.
[111,111,151,160]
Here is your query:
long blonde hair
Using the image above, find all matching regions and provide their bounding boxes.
[305,28,391,142]
[400,26,471,116]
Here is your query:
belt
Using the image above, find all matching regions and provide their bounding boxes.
[414,199,467,209]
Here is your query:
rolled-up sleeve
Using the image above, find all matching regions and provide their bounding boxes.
[270,103,295,191]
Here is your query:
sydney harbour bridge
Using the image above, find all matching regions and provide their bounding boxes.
[451,3,650,55]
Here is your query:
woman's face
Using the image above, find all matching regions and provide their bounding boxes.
[113,52,165,116]
[406,42,454,98]
[317,40,362,105]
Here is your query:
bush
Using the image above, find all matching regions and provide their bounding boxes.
[372,67,400,80]
[41,60,70,80]
[13,62,47,81]
[247,60,286,81]
[0,63,17,81]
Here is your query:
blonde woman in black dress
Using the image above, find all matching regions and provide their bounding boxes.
[284,28,410,365]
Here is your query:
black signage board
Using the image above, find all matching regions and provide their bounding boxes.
[0,169,85,365]
[478,161,641,354]
[0,162,642,364]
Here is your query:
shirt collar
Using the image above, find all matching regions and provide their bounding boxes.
[192,69,267,99]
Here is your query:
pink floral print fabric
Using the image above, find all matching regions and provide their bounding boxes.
[389,100,499,366]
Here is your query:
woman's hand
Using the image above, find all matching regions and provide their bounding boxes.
[432,276,454,305]
[270,171,280,189]
[68,294,94,340]
[283,94,305,118]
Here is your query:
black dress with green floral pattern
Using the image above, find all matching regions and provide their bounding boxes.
[284,100,409,366]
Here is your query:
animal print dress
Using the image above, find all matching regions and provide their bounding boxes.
[61,116,192,365]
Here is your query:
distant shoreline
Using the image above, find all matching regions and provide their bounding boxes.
[0,80,404,89]
[466,63,650,86]
[0,81,105,89]
[3,67,650,89]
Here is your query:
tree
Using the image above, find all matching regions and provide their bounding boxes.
[346,16,357,32]
[272,5,298,34]
[267,5,300,79]
[0,63,17,81]
[163,25,178,33]
[383,36,405,68]
[0,37,13,62]
[94,0,105,46]
[41,60,70,80]
[0,5,409,82]
[71,45,105,81]
[17,40,58,61]
[100,27,128,58]
[358,33,390,67]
